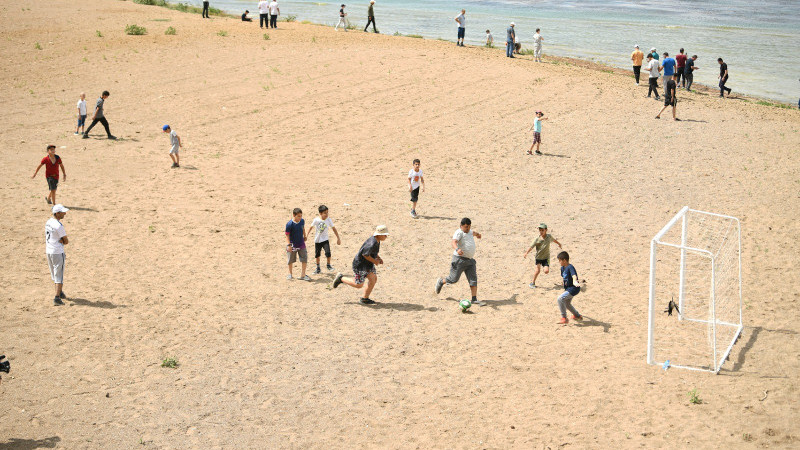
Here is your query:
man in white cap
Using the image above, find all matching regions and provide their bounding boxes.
[332,225,388,304]
[46,205,69,305]
[506,22,515,58]
[631,45,644,85]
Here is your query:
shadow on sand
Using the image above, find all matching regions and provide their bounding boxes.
[69,297,124,309]
[0,436,61,449]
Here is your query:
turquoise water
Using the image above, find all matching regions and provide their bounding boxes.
[205,0,799,103]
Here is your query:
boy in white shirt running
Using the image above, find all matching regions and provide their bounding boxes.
[408,158,425,218]
[435,217,484,306]
[307,205,341,274]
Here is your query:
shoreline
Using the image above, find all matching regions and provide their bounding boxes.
[138,0,796,108]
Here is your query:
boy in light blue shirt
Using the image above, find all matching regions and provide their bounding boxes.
[527,111,547,155]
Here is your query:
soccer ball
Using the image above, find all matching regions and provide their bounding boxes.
[459,299,471,312]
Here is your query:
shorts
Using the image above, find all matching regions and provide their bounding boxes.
[47,253,65,284]
[352,263,376,285]
[410,186,420,202]
[46,177,58,191]
[532,132,541,144]
[664,96,676,106]
[287,247,308,264]
[77,115,86,127]
[314,240,331,258]
[535,258,549,267]
[457,27,465,39]
[445,255,477,287]
[170,145,180,155]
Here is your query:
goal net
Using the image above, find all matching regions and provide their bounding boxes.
[647,206,743,373]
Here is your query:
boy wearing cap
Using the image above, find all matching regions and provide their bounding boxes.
[332,225,389,305]
[46,205,69,306]
[631,45,644,85]
[523,223,562,288]
[163,125,182,168]
[435,218,484,306]
[645,54,661,100]
[527,111,546,155]
[32,145,66,205]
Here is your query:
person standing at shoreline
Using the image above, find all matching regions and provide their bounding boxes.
[533,28,543,62]
[506,22,515,58]
[650,48,659,61]
[454,9,466,47]
[202,0,210,18]
[335,4,348,31]
[485,29,493,47]
[645,54,661,100]
[269,0,279,28]
[631,45,644,85]
[675,48,687,87]
[258,0,269,28]
[718,58,732,98]
[82,91,116,140]
[45,205,69,306]
[364,0,377,33]
[684,55,698,91]
[659,52,676,85]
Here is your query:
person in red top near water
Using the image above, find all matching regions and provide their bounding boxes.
[31,145,66,205]
[675,48,687,88]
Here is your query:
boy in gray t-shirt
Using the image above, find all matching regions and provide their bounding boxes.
[162,125,182,168]
[435,217,484,306]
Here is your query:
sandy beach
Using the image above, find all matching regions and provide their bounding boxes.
[1,0,799,448]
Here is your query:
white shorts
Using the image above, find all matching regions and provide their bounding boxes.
[47,253,65,284]
[170,145,180,155]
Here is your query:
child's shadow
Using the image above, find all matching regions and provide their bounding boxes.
[311,273,336,285]
[573,316,611,333]
[345,301,438,312]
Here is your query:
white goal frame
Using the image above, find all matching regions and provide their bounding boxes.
[647,206,743,374]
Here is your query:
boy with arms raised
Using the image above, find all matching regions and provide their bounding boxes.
[332,225,389,305]
[285,208,310,281]
[523,223,562,288]
[307,205,341,274]
[435,218,484,306]
[556,251,582,324]
[32,145,66,205]
[528,111,546,155]
[408,159,425,218]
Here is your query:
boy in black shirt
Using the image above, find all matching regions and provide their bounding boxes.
[332,225,389,304]
[718,58,732,98]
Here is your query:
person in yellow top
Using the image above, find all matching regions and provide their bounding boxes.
[631,45,644,86]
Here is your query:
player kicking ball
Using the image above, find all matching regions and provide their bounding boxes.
[434,217,484,306]
[332,225,389,305]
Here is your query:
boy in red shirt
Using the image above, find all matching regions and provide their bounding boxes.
[32,145,66,205]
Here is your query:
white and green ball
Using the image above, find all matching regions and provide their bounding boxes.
[459,299,471,312]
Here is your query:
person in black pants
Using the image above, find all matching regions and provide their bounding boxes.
[83,91,116,139]
[718,58,732,98]
[365,0,377,33]
[269,0,279,28]
[645,54,660,100]
[202,1,210,18]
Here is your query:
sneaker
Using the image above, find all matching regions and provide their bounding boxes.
[410,210,416,218]
[53,297,64,306]
[571,315,583,321]
[108,135,117,140]
[435,277,444,294]
[171,163,178,168]
[528,283,536,289]
[286,274,293,280]
[535,150,542,155]
[360,298,376,305]
[300,275,311,281]
[175,164,180,168]
[74,132,79,135]
[327,265,335,272]
[59,292,66,299]
[313,266,321,275]
[471,299,486,306]
[332,272,343,288]
[558,317,568,324]
[82,134,89,139]
[45,196,52,204]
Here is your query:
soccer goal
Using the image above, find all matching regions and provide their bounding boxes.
[647,206,742,374]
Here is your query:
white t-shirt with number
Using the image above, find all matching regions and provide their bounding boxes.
[77,99,87,115]
[45,217,67,254]
[408,169,423,190]
[311,217,334,243]
[452,228,476,259]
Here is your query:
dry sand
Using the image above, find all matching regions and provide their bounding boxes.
[1,0,799,448]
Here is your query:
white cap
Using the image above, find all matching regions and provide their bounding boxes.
[650,47,656,52]
[52,204,69,214]
[373,225,389,236]
[634,44,639,48]
[510,22,515,26]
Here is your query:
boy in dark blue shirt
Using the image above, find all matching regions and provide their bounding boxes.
[285,208,309,281]
[556,251,582,324]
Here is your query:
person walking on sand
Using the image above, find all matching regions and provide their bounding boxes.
[645,54,661,100]
[631,45,644,85]
[335,4,348,31]
[332,225,390,305]
[269,0,280,28]
[656,76,679,120]
[162,125,182,168]
[455,9,466,47]
[506,22,515,58]
[364,0,377,33]
[684,55,698,91]
[533,28,543,62]
[75,93,86,135]
[675,48,687,87]
[258,0,269,28]
[45,204,70,306]
[83,91,116,140]
[32,145,66,205]
[202,0,210,18]
[718,58,732,98]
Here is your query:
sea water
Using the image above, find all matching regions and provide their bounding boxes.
[203,0,799,103]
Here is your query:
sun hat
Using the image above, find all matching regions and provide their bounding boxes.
[373,225,389,236]
[52,204,70,214]
[538,223,547,229]
[162,125,170,131]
